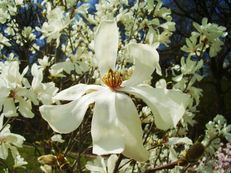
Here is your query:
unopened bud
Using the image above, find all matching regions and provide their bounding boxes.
[38,154,57,165]
[185,143,205,163]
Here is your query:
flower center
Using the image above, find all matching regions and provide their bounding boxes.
[102,69,123,89]
[9,90,16,99]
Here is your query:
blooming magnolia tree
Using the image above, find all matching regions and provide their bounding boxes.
[0,0,230,173]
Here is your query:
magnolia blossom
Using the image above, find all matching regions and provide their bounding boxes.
[30,63,58,105]
[38,5,71,46]
[192,18,227,57]
[85,155,118,173]
[40,20,189,161]
[13,154,27,168]
[0,114,25,160]
[0,61,34,118]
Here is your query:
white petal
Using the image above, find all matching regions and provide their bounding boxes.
[115,93,149,161]
[92,89,148,161]
[31,63,43,89]
[9,146,19,160]
[18,99,34,118]
[94,20,118,75]
[3,98,18,117]
[40,91,99,134]
[120,85,190,130]
[0,143,8,159]
[54,84,103,101]
[11,134,25,147]
[123,43,161,86]
[0,78,10,98]
[85,164,104,172]
[0,87,9,98]
[5,133,25,148]
[1,124,10,134]
[0,114,4,129]
[92,91,124,155]
[107,155,118,173]
[51,61,74,74]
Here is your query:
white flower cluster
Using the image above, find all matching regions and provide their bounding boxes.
[85,155,118,173]
[38,2,71,46]
[94,0,175,47]
[182,18,227,57]
[0,61,33,117]
[203,114,231,151]
[0,60,58,118]
[0,114,27,168]
[0,0,18,24]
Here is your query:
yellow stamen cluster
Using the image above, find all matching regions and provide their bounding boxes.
[9,90,16,99]
[102,69,123,89]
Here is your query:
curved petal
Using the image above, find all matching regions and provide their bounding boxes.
[54,84,103,101]
[3,98,18,117]
[94,20,118,75]
[31,63,43,89]
[122,43,161,87]
[5,133,25,147]
[91,90,124,155]
[107,155,118,173]
[18,99,34,118]
[0,114,4,129]
[40,91,99,134]
[0,143,8,159]
[115,92,149,161]
[92,89,148,161]
[119,85,190,130]
[0,78,10,98]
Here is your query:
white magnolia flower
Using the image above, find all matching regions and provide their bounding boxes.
[30,63,58,105]
[85,155,118,173]
[22,26,36,42]
[38,6,71,46]
[201,114,231,155]
[193,18,227,57]
[0,114,25,160]
[40,20,189,161]
[181,32,203,56]
[13,154,27,168]
[38,56,51,69]
[0,61,34,118]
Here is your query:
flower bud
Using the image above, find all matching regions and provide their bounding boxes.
[38,154,57,165]
[185,143,205,163]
